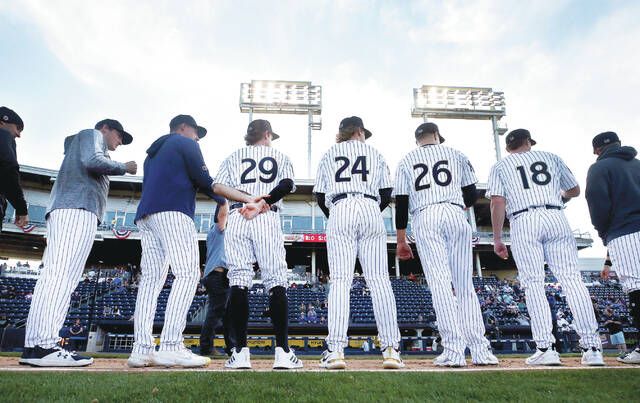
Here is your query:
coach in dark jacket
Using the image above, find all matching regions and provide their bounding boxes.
[586,131,640,364]
[0,106,28,230]
[585,132,640,245]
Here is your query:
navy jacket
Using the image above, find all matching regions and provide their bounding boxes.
[0,128,27,216]
[135,134,224,222]
[585,144,640,245]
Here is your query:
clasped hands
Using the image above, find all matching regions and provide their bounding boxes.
[238,196,271,220]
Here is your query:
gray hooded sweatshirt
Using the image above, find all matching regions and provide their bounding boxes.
[47,129,126,223]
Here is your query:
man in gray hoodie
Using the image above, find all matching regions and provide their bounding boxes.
[586,131,640,364]
[20,119,136,367]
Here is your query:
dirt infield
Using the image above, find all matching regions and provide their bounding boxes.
[1,356,636,372]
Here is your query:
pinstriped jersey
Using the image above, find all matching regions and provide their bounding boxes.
[314,140,392,205]
[215,145,295,209]
[486,150,578,217]
[394,144,477,215]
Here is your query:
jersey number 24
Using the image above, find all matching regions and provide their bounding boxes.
[335,156,369,182]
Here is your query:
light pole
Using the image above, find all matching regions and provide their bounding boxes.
[411,85,507,161]
[240,80,322,178]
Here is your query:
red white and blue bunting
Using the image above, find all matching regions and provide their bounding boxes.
[20,224,36,233]
[112,228,132,240]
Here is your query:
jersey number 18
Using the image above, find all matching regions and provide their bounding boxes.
[516,161,551,189]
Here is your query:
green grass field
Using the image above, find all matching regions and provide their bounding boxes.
[0,369,637,402]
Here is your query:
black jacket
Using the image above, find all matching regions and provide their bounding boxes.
[585,144,640,245]
[0,128,27,218]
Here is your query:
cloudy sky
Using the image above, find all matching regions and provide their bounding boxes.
[2,0,639,257]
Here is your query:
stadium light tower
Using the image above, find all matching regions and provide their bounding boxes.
[411,85,507,161]
[240,80,322,177]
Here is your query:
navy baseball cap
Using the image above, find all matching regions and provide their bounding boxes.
[0,106,24,131]
[415,122,445,143]
[339,116,372,139]
[592,131,620,150]
[505,129,536,150]
[170,114,207,139]
[248,119,279,140]
[95,119,133,145]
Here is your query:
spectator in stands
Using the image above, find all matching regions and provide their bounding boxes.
[68,319,85,351]
[362,339,371,353]
[407,272,417,283]
[320,315,326,324]
[307,307,318,323]
[299,311,306,322]
[113,306,122,317]
[0,107,29,232]
[603,307,627,357]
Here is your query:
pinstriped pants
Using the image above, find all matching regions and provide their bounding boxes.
[608,231,640,292]
[132,211,200,354]
[325,197,401,352]
[510,209,601,349]
[225,210,288,291]
[25,209,97,348]
[413,204,490,357]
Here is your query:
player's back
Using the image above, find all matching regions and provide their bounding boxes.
[315,140,389,200]
[218,146,294,206]
[489,150,575,214]
[396,145,475,214]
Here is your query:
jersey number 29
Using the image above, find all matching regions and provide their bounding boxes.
[240,157,278,184]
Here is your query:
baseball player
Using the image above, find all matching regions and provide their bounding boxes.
[585,131,640,364]
[0,107,28,231]
[199,201,236,356]
[487,129,604,366]
[128,115,266,368]
[394,122,498,367]
[215,119,303,370]
[20,119,137,367]
[314,116,403,370]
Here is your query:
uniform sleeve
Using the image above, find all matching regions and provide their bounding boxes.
[181,138,215,190]
[0,133,27,215]
[459,153,478,187]
[585,164,612,242]
[313,153,329,194]
[393,160,411,196]
[486,164,504,198]
[214,156,233,187]
[79,130,126,175]
[377,154,393,190]
[282,155,296,192]
[556,155,579,191]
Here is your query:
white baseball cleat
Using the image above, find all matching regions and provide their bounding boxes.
[21,346,93,367]
[581,347,605,366]
[319,350,346,370]
[433,351,466,367]
[273,347,303,369]
[525,348,561,366]
[225,347,252,369]
[617,348,640,364]
[471,348,500,366]
[127,351,156,368]
[382,347,405,369]
[152,348,211,368]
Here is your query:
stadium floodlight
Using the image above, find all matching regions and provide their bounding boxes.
[240,80,322,177]
[411,85,507,160]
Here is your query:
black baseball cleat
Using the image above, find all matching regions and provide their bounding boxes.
[22,346,94,367]
[18,348,34,365]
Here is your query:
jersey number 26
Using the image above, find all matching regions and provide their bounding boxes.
[413,160,452,190]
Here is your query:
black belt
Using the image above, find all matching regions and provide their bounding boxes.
[332,193,377,204]
[512,205,561,217]
[230,203,279,213]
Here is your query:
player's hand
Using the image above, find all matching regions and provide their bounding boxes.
[240,200,268,220]
[397,242,414,260]
[125,161,137,175]
[601,264,611,280]
[250,194,271,204]
[15,214,29,227]
[493,240,509,260]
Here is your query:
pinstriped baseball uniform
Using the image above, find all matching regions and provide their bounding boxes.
[25,129,128,349]
[315,140,401,352]
[215,145,295,290]
[487,150,601,349]
[394,144,491,358]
